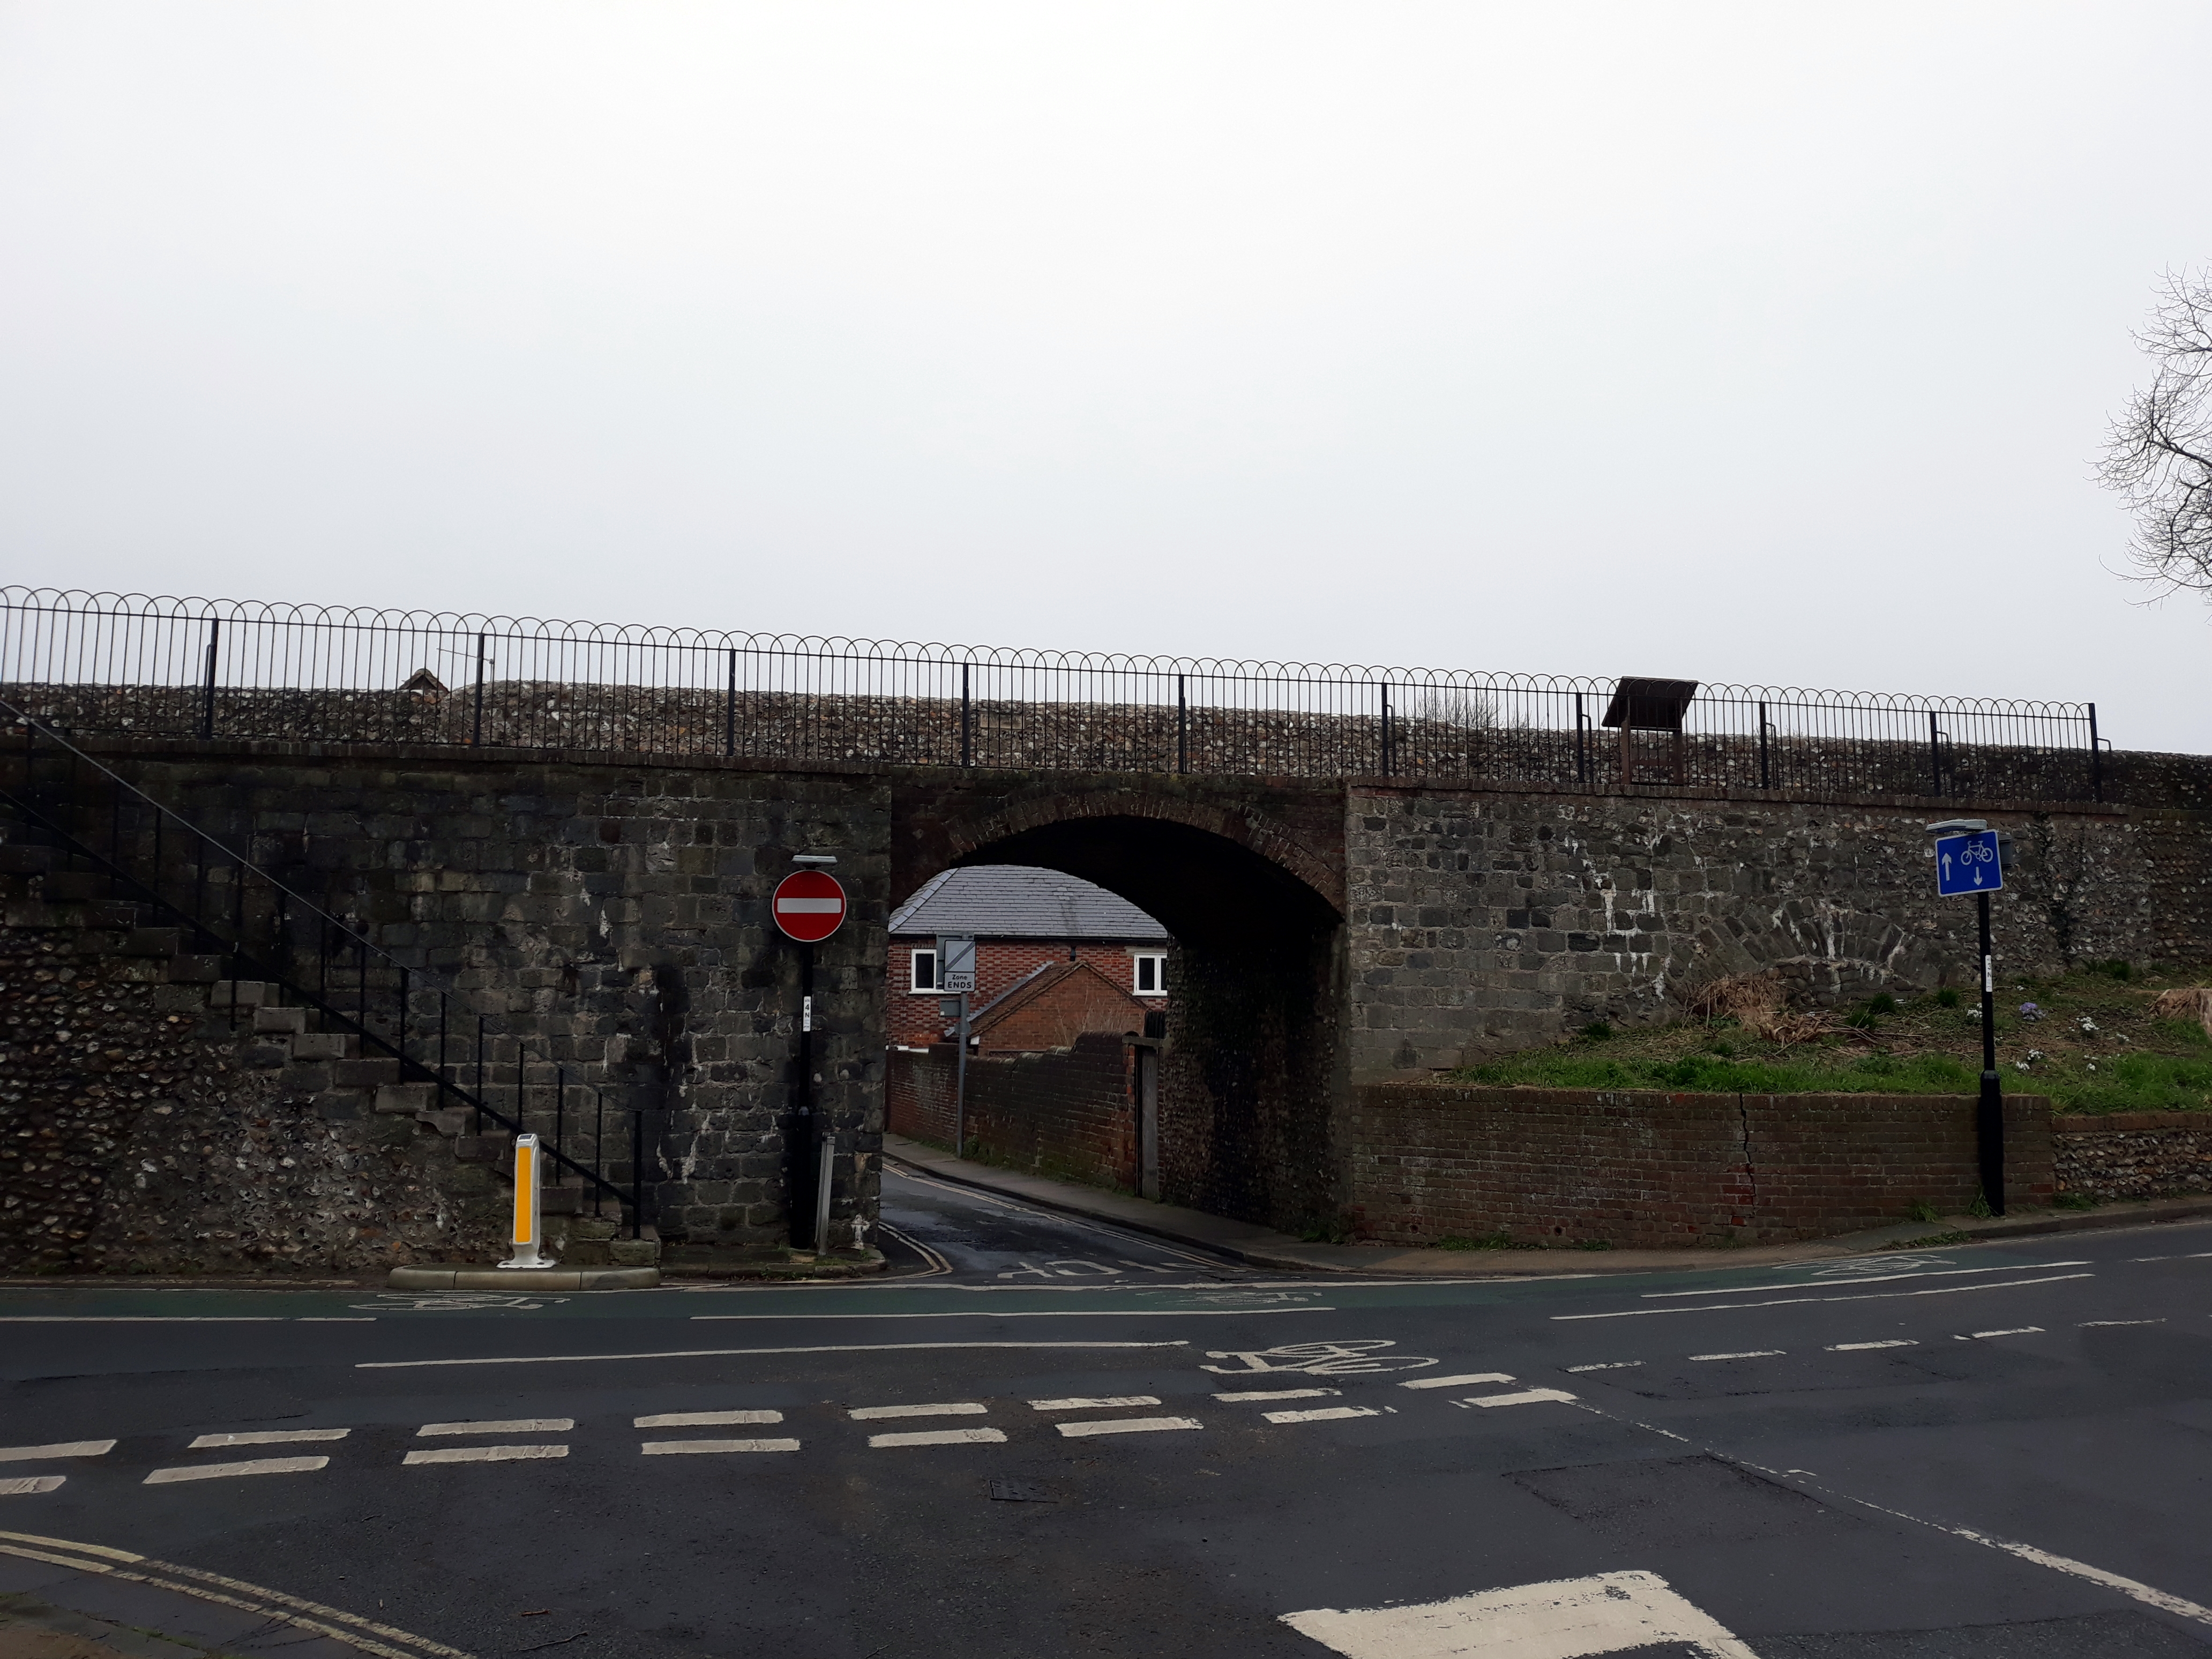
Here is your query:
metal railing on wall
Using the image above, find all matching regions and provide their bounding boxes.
[0,588,2103,803]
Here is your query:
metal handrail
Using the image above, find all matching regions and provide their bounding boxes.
[0,696,642,1232]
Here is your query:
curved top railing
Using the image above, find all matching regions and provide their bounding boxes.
[0,588,2093,718]
[0,586,2104,801]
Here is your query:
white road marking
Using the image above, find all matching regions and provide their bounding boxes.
[640,1438,799,1455]
[849,1402,988,1421]
[0,1317,287,1323]
[189,1430,350,1449]
[0,1441,114,1463]
[403,1445,567,1465]
[1054,1416,1202,1438]
[1467,1388,1578,1408]
[2128,1252,2212,1262]
[1828,1340,1915,1351]
[1690,1350,1785,1362]
[1554,1272,2094,1321]
[1263,1407,1379,1425]
[0,1528,477,1659]
[0,1477,66,1496]
[297,1318,377,1322]
[1281,1568,1757,1658]
[1564,1362,1642,1373]
[690,1307,1328,1320]
[1968,1327,2044,1338]
[417,1418,572,1436]
[2081,1319,2166,1327]
[360,1339,1191,1369]
[634,1410,783,1428]
[144,1456,328,1485]
[1400,1372,1514,1389]
[1027,1396,1160,1411]
[866,1428,1008,1448]
[1213,1387,1341,1401]
[1643,1261,2088,1298]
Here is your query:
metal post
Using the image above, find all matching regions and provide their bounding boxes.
[630,1108,643,1239]
[953,990,969,1158]
[1380,682,1393,776]
[556,1065,565,1164]
[1574,692,1587,785]
[960,662,972,768]
[725,648,738,759]
[1176,674,1187,775]
[594,1089,606,1217]
[2087,703,2102,803]
[475,1012,485,1134]
[814,1122,835,1257]
[1977,888,2004,1216]
[1758,700,1771,791]
[1927,711,1942,794]
[437,997,448,1108]
[199,619,219,739]
[472,632,487,746]
[795,940,816,1248]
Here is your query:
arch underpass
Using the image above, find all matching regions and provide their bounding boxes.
[892,778,1350,1234]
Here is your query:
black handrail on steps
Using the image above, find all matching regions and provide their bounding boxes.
[0,698,643,1237]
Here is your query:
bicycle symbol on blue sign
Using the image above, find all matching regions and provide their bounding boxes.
[1934,829,2004,896]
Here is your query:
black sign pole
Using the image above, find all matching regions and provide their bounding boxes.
[1976,890,2005,1216]
[795,939,816,1250]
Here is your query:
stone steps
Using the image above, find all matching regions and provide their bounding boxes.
[0,826,659,1274]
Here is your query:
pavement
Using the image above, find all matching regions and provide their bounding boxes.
[883,1131,2212,1274]
[5,1169,2212,1656]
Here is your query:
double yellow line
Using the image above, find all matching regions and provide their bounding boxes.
[0,1529,473,1659]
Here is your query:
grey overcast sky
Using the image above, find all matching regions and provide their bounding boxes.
[3,3,2208,750]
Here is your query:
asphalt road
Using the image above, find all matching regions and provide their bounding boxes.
[4,1169,2212,1658]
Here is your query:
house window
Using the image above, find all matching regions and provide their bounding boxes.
[910,948,939,992]
[1133,952,1167,996]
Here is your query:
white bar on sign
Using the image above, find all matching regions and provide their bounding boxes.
[776,898,844,913]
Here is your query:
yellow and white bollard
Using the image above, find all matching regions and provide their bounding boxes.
[499,1133,555,1269]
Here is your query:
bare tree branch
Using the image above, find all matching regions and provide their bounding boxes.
[2099,267,2212,598]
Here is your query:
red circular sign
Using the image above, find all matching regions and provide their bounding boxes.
[771,869,847,943]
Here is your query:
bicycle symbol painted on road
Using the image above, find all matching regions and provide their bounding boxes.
[1200,1339,1439,1377]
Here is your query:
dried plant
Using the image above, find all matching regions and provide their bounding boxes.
[2151,987,2212,1040]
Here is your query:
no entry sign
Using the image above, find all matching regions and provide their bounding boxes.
[772,869,847,943]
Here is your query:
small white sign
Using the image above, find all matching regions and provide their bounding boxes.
[938,933,977,993]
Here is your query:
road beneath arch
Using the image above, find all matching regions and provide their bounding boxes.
[5,1195,2212,1657]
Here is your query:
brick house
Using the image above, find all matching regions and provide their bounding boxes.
[885,865,1170,1050]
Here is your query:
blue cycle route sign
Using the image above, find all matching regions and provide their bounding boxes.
[1934,829,2004,896]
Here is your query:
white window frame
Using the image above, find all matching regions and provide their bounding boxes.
[1132,951,1167,996]
[909,948,939,993]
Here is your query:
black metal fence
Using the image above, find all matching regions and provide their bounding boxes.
[0,589,2105,802]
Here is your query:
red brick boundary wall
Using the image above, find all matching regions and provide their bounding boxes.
[2054,1112,2212,1201]
[887,1034,1137,1190]
[1347,1085,2054,1247]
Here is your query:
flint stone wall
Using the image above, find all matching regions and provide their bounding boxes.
[2054,1112,2212,1202]
[1344,787,2212,1074]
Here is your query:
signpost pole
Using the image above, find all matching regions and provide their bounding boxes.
[797,938,815,1249]
[773,858,846,1254]
[954,990,969,1159]
[1976,888,2004,1216]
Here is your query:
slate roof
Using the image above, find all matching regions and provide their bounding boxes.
[888,865,1170,941]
